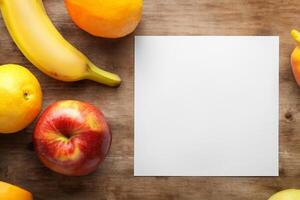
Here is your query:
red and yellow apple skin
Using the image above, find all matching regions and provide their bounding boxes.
[33,100,111,176]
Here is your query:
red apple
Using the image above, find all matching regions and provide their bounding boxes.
[33,100,111,176]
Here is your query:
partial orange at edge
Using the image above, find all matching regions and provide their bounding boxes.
[65,0,143,38]
[0,181,33,200]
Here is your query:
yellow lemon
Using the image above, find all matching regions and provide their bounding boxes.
[268,189,300,200]
[0,64,42,134]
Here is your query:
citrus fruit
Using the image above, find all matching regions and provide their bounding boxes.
[0,181,33,200]
[0,64,42,133]
[65,0,143,38]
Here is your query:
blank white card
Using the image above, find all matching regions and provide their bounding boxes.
[134,36,279,176]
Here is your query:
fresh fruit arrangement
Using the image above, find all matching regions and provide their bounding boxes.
[266,28,300,199]
[0,0,121,87]
[0,0,143,198]
[0,0,299,199]
[34,100,111,176]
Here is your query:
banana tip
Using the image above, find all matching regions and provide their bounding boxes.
[86,63,122,87]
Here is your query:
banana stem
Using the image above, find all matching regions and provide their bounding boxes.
[87,62,121,87]
[291,29,300,45]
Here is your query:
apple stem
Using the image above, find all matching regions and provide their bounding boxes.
[86,62,121,87]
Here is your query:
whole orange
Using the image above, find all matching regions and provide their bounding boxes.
[0,64,42,134]
[0,181,33,200]
[65,0,143,38]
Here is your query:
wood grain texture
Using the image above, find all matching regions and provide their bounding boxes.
[0,0,299,199]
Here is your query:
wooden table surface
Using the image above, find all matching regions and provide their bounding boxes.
[0,0,299,199]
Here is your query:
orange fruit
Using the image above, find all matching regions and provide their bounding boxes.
[0,64,42,134]
[65,0,143,38]
[0,181,33,200]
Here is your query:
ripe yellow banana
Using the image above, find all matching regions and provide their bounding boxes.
[0,0,121,87]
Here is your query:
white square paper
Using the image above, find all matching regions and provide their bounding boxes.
[134,36,279,176]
